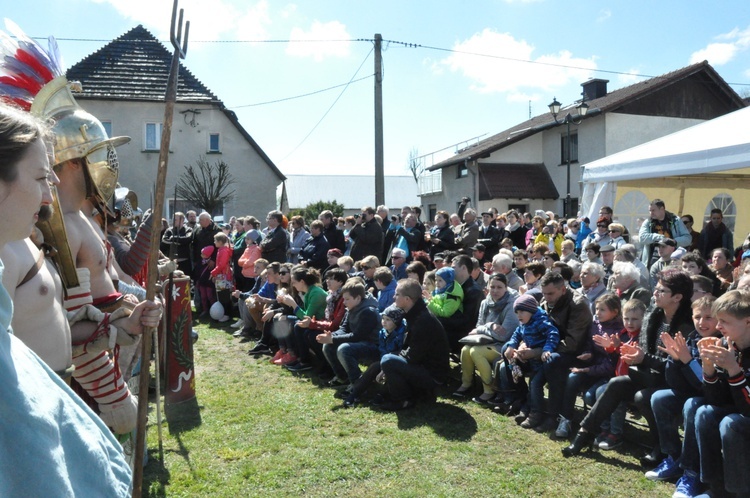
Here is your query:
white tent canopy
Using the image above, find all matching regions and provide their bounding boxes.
[581,106,750,228]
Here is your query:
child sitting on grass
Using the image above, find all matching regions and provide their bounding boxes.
[685,290,750,497]
[426,267,464,318]
[495,293,559,426]
[556,293,623,439]
[589,299,647,450]
[343,305,407,407]
[645,296,721,495]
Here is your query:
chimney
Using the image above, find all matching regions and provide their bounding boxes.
[581,78,609,101]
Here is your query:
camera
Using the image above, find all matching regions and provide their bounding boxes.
[354,214,360,219]
[391,214,401,222]
[462,196,471,203]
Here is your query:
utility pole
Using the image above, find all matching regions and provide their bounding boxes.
[374,33,384,207]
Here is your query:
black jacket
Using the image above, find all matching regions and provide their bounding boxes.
[400,299,450,382]
[162,225,193,260]
[350,218,384,262]
[260,226,289,264]
[191,222,220,267]
[298,233,330,271]
[439,277,483,338]
[324,223,346,253]
[428,225,456,259]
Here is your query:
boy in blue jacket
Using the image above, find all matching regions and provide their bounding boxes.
[496,293,559,426]
[343,305,406,407]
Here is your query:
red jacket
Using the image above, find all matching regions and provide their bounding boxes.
[210,245,233,281]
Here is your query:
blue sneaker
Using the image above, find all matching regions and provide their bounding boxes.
[673,472,701,498]
[645,456,682,481]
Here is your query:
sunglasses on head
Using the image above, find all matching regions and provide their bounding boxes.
[279,271,289,275]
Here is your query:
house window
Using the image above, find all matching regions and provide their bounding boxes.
[560,133,578,164]
[457,164,468,178]
[208,133,221,153]
[101,120,112,138]
[144,122,163,151]
[428,204,437,222]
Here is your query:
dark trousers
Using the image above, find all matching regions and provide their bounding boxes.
[580,375,662,447]
[380,354,437,402]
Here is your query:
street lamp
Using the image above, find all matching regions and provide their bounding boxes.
[548,97,588,219]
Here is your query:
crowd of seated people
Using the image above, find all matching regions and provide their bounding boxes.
[182,198,750,498]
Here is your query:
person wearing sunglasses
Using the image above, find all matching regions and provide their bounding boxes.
[607,223,626,249]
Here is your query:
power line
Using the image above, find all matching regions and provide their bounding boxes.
[279,47,374,163]
[30,34,749,86]
[230,74,374,108]
[381,37,750,87]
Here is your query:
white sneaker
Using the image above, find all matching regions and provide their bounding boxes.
[231,320,244,328]
[555,415,571,439]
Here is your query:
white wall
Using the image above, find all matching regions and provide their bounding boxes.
[77,99,282,219]
[604,113,704,155]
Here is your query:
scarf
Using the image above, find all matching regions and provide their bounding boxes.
[325,287,342,320]
[507,222,520,232]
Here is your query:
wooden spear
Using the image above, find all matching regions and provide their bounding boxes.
[132,1,189,495]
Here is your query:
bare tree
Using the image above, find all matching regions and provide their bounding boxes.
[175,156,236,215]
[407,146,424,183]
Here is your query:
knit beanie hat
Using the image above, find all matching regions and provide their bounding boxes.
[245,229,261,244]
[201,245,215,259]
[382,305,405,323]
[435,267,456,295]
[513,293,538,314]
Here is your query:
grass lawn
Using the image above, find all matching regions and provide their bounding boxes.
[143,322,673,497]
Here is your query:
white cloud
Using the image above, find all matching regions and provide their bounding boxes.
[690,25,750,65]
[691,43,738,65]
[90,0,271,42]
[280,3,297,19]
[616,68,642,86]
[596,9,612,23]
[285,20,351,61]
[441,29,597,98]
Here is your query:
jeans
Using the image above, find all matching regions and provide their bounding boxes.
[380,353,437,402]
[696,404,750,494]
[322,342,380,383]
[498,360,545,412]
[679,396,705,474]
[542,352,576,417]
[651,389,688,459]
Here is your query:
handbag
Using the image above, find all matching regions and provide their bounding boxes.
[458,334,495,345]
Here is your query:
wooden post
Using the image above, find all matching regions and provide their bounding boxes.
[132,1,189,495]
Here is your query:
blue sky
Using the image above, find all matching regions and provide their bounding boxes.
[4,0,750,177]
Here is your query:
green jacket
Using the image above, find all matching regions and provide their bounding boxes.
[427,282,464,318]
[294,285,327,320]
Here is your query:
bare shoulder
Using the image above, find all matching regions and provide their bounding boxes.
[0,239,39,298]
